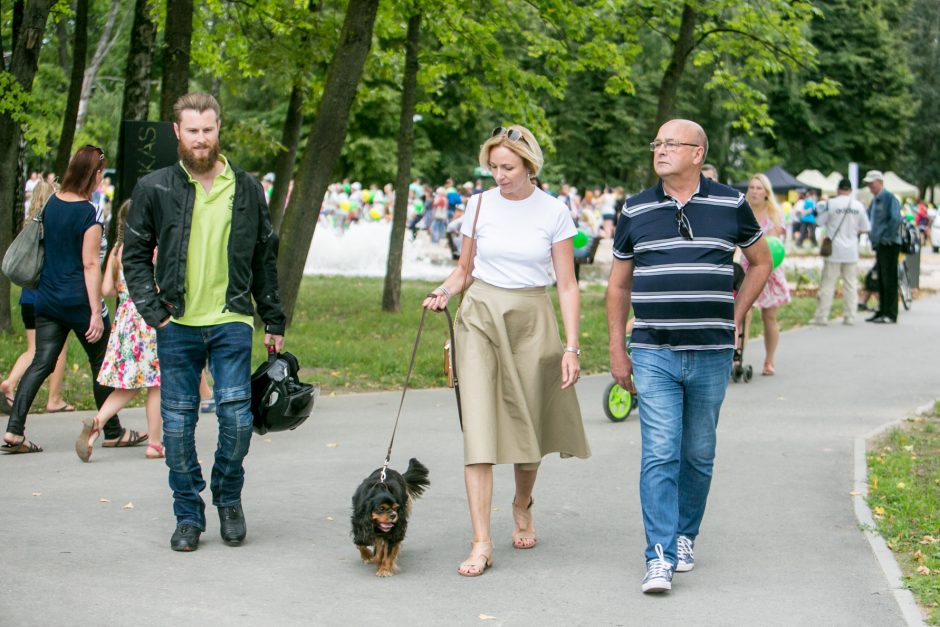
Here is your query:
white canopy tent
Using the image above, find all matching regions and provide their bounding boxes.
[884,171,919,197]
[796,169,836,195]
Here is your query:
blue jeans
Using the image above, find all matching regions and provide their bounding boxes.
[631,347,732,565]
[156,322,254,530]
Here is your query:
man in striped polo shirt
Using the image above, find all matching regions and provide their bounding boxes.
[606,119,772,593]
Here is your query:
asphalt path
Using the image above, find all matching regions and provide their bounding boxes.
[2,294,937,626]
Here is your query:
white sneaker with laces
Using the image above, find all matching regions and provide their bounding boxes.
[676,534,695,572]
[641,543,673,593]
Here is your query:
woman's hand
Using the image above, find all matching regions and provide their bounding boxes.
[560,351,581,389]
[422,287,451,311]
[86,312,104,343]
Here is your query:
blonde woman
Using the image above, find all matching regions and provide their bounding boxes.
[1,181,73,414]
[423,125,590,577]
[740,174,790,375]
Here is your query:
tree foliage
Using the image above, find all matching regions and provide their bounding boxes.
[764,0,915,176]
[2,0,939,330]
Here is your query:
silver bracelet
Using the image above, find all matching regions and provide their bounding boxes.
[564,346,581,357]
[435,286,451,298]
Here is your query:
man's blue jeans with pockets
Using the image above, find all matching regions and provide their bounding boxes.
[156,322,254,530]
[631,347,732,566]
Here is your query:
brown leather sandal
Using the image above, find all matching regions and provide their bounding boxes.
[75,417,100,462]
[457,541,493,577]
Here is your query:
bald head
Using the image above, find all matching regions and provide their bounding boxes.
[652,119,709,184]
[662,119,708,158]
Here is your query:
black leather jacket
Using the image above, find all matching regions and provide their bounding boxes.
[123,162,286,335]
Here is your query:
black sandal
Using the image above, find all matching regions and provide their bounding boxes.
[101,429,149,448]
[1,436,43,454]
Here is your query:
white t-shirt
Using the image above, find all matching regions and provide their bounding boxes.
[817,195,871,263]
[461,187,576,288]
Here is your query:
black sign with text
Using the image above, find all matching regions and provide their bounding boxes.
[117,121,178,205]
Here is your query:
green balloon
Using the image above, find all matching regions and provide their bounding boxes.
[767,236,785,269]
[573,229,590,249]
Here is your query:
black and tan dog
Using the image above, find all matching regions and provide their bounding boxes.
[351,458,430,576]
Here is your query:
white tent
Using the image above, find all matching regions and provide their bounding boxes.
[796,169,835,194]
[884,171,919,197]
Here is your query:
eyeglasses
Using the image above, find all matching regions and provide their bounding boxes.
[492,126,525,143]
[676,206,693,240]
[649,139,700,152]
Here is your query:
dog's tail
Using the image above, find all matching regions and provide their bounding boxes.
[403,458,430,499]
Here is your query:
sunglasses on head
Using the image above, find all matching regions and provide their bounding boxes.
[492,126,524,143]
[84,144,105,161]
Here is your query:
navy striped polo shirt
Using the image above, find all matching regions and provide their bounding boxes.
[612,175,762,350]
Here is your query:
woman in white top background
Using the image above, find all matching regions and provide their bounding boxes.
[423,125,590,577]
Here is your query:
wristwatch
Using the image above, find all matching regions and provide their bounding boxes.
[564,346,581,357]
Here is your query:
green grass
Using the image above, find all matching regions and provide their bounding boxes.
[867,414,940,625]
[0,276,875,409]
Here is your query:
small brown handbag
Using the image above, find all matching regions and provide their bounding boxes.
[819,205,848,258]
[443,193,483,387]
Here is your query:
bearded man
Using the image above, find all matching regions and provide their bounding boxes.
[123,93,285,552]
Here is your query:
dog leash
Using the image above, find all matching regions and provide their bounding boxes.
[380,305,460,483]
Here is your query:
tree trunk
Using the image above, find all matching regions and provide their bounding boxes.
[382,13,421,313]
[121,0,157,122]
[0,0,57,333]
[56,9,70,73]
[269,84,304,231]
[54,0,89,176]
[159,0,192,121]
[654,3,697,129]
[112,0,156,211]
[11,0,25,50]
[269,0,321,231]
[75,0,124,130]
[276,0,380,324]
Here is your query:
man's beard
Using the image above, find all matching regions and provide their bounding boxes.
[179,141,220,175]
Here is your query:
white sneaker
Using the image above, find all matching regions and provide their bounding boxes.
[641,544,673,593]
[676,535,695,572]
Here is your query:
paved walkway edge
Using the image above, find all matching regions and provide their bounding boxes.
[852,401,934,627]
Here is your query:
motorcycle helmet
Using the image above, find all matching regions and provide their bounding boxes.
[250,350,318,435]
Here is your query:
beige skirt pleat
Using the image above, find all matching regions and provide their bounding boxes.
[455,280,590,467]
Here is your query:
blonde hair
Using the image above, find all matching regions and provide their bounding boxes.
[750,173,784,229]
[26,181,57,222]
[173,92,221,124]
[110,200,132,284]
[478,125,544,179]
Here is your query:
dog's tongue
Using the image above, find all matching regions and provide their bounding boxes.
[378,522,394,532]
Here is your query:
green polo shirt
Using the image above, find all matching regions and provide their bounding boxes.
[175,156,253,328]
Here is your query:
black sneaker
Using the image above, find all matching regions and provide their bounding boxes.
[219,504,247,546]
[170,524,202,552]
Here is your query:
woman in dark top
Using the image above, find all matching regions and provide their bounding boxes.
[2,145,146,454]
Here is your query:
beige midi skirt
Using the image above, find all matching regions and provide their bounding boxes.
[455,280,590,467]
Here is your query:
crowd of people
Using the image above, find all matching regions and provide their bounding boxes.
[0,96,915,596]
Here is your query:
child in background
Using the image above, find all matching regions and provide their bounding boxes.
[75,200,162,461]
